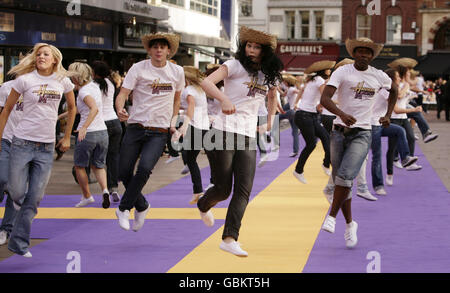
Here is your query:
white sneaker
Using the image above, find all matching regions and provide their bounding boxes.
[132,204,151,232]
[323,192,333,204]
[219,240,248,257]
[257,154,269,168]
[321,215,336,233]
[386,175,394,186]
[75,196,95,208]
[200,210,214,227]
[289,152,298,157]
[393,160,403,169]
[414,134,419,140]
[189,193,203,205]
[357,190,377,201]
[322,165,331,176]
[401,156,418,168]
[293,171,307,184]
[0,230,8,245]
[165,156,180,164]
[423,132,438,143]
[115,208,130,231]
[375,187,387,195]
[23,251,32,258]
[180,165,190,175]
[405,163,422,171]
[205,184,214,192]
[344,221,358,248]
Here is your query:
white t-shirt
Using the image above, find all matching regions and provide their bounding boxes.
[12,70,74,143]
[122,60,185,128]
[212,59,268,138]
[181,85,210,130]
[327,64,391,130]
[0,80,25,142]
[371,88,389,126]
[102,78,118,122]
[77,82,107,132]
[322,91,338,116]
[391,82,409,119]
[286,86,299,110]
[298,76,325,113]
[416,76,424,91]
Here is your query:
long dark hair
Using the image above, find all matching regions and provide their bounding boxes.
[306,70,329,83]
[235,40,283,87]
[397,65,408,79]
[91,60,110,95]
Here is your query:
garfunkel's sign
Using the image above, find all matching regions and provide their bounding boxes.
[277,42,339,56]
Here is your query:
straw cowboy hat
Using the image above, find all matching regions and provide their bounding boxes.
[410,69,420,77]
[304,60,336,74]
[282,74,299,86]
[183,66,205,84]
[334,58,354,70]
[141,32,180,59]
[206,63,221,70]
[387,57,418,69]
[239,26,277,51]
[345,37,383,59]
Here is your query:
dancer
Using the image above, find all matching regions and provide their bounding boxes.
[292,60,334,183]
[279,74,300,157]
[114,32,184,232]
[320,38,397,248]
[0,43,76,257]
[198,26,283,256]
[92,61,123,203]
[69,62,109,208]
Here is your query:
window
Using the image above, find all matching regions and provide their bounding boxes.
[314,11,324,40]
[300,11,309,39]
[190,0,219,16]
[162,0,184,6]
[356,14,371,39]
[387,15,402,44]
[285,11,295,40]
[239,0,252,17]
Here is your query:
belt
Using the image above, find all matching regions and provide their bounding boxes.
[130,123,169,133]
[334,125,368,136]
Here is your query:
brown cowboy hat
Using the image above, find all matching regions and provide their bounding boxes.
[387,57,418,70]
[345,38,383,59]
[239,26,277,51]
[282,74,299,86]
[304,60,336,74]
[141,33,180,59]
[334,58,354,70]
[183,66,205,84]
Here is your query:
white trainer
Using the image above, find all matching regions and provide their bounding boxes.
[132,205,151,232]
[165,156,180,164]
[393,160,403,169]
[375,187,387,195]
[75,196,95,208]
[356,190,378,201]
[321,215,336,233]
[323,192,333,204]
[405,163,422,171]
[189,193,203,205]
[423,132,438,143]
[0,230,8,245]
[401,156,418,168]
[115,208,130,231]
[180,165,190,175]
[289,152,298,157]
[386,175,394,186]
[205,184,214,192]
[200,210,214,227]
[322,165,331,176]
[219,240,248,257]
[23,251,32,258]
[344,221,358,248]
[293,171,307,184]
[257,154,269,168]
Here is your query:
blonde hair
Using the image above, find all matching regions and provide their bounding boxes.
[8,43,69,80]
[68,62,93,87]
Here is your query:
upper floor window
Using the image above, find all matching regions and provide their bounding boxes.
[162,0,185,6]
[285,11,295,39]
[356,14,371,39]
[239,0,252,17]
[300,11,310,39]
[190,0,219,16]
[387,15,402,44]
[314,11,324,40]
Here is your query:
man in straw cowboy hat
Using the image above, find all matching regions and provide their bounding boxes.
[114,32,185,232]
[319,37,398,248]
[197,26,283,257]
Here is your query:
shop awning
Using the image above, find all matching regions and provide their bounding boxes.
[416,51,450,79]
[280,55,339,73]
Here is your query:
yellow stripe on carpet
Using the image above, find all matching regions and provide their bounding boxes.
[168,145,331,273]
[0,207,228,220]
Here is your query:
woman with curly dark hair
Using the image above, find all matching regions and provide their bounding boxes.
[197,26,283,257]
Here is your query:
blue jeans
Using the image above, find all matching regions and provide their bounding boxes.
[279,109,299,153]
[406,111,430,138]
[371,124,410,188]
[0,139,18,235]
[7,136,54,255]
[330,129,372,188]
[118,124,168,212]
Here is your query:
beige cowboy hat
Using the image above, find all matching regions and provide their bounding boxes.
[304,60,336,74]
[206,63,221,70]
[183,66,205,84]
[334,58,354,70]
[345,37,383,59]
[239,26,277,51]
[410,69,420,77]
[282,74,298,86]
[141,32,180,59]
[387,57,418,69]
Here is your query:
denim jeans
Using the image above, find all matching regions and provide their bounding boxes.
[389,118,415,158]
[0,139,18,235]
[105,119,123,190]
[406,111,430,138]
[330,128,372,188]
[7,136,54,255]
[321,114,336,134]
[279,109,299,153]
[197,129,256,241]
[183,125,208,194]
[118,124,168,212]
[74,130,109,168]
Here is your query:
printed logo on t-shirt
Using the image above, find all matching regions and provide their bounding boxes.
[148,78,173,95]
[15,95,24,111]
[244,76,267,98]
[33,84,62,103]
[350,81,376,99]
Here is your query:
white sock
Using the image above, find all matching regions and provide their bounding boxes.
[103,189,109,195]
[346,221,354,228]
